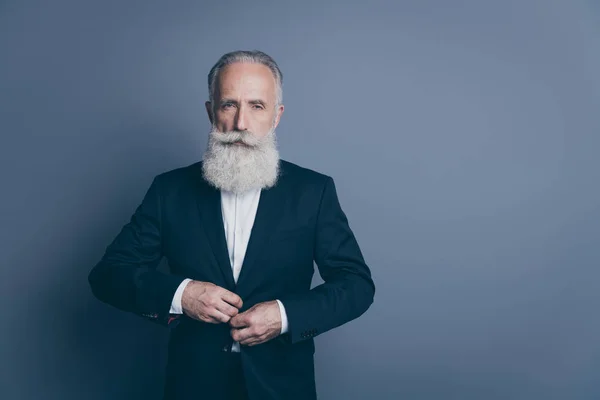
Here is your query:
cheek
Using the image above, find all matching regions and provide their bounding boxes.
[254,115,275,135]
[215,115,233,130]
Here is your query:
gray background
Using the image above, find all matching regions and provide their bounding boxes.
[1,0,599,399]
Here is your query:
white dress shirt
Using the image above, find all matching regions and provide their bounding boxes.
[168,188,288,352]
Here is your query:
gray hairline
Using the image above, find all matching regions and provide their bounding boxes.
[208,50,283,115]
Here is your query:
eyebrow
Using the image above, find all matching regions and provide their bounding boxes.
[248,99,267,107]
[220,98,268,107]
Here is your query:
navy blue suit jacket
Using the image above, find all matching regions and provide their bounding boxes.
[88,159,375,399]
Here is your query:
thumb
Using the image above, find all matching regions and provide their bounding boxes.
[229,313,247,328]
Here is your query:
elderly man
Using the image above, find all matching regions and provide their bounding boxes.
[88,50,375,400]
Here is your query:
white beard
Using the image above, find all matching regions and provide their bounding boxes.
[201,124,280,193]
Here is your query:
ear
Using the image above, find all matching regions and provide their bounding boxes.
[273,104,284,129]
[205,101,214,124]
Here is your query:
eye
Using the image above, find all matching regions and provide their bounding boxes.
[252,104,264,110]
[222,102,235,109]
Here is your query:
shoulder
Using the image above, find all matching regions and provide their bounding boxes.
[144,162,205,198]
[279,159,332,187]
[153,161,202,184]
[277,160,338,206]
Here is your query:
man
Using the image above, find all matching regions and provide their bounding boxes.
[88,50,375,400]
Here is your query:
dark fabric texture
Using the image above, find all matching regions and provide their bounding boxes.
[88,160,375,400]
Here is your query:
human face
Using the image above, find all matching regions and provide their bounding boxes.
[205,62,284,140]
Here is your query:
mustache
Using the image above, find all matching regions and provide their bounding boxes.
[211,130,263,147]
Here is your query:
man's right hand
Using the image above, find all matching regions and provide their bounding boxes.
[181,280,243,324]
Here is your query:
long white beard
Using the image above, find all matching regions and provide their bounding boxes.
[201,124,280,193]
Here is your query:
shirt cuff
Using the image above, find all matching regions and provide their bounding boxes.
[169,278,192,314]
[275,299,289,334]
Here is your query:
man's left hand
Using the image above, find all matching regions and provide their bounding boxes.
[229,300,282,346]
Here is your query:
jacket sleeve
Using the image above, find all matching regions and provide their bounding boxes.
[279,176,376,344]
[88,175,186,328]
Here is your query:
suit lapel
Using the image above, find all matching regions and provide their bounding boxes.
[235,179,287,295]
[194,162,289,296]
[195,178,236,290]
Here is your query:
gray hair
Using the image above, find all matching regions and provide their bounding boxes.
[207,50,283,109]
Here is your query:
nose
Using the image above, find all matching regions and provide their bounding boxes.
[234,105,248,131]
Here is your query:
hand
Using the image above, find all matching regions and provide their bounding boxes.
[229,300,282,347]
[181,280,243,324]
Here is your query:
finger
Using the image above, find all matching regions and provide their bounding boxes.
[241,337,258,346]
[216,301,239,318]
[239,328,267,345]
[244,334,266,346]
[199,314,221,324]
[193,314,221,324]
[208,309,231,324]
[231,327,255,343]
[221,291,243,309]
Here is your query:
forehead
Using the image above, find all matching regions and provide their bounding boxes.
[216,62,276,101]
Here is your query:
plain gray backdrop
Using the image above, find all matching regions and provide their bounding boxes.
[1,0,599,399]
